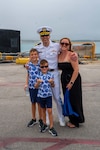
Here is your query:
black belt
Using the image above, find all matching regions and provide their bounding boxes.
[49,69,55,72]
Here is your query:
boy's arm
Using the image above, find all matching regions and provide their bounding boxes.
[34,79,42,89]
[48,73,55,87]
[48,79,55,87]
[24,73,29,90]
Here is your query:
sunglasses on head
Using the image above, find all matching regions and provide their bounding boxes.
[40,35,49,37]
[60,42,69,46]
[40,65,48,68]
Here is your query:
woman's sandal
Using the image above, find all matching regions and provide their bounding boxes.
[67,122,76,128]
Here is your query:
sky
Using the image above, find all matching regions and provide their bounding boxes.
[0,0,100,40]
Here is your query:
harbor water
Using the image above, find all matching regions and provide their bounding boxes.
[21,40,100,54]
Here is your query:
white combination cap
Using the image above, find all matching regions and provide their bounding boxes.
[37,26,52,36]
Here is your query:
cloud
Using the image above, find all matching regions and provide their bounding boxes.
[0,0,100,40]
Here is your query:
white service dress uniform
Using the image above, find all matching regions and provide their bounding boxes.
[34,40,65,125]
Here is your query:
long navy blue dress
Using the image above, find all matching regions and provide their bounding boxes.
[58,62,85,127]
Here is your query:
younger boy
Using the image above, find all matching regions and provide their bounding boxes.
[35,59,58,136]
[24,48,43,128]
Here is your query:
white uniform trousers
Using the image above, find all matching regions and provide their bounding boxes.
[51,70,64,122]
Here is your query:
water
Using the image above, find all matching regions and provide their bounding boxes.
[21,40,100,54]
[95,42,100,54]
[21,40,40,52]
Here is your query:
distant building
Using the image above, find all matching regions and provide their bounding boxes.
[0,29,20,53]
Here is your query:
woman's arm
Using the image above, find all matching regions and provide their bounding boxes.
[67,52,79,90]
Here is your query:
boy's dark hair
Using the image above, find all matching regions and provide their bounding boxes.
[29,48,38,54]
[40,59,48,65]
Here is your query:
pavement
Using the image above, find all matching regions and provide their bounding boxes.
[0,61,100,150]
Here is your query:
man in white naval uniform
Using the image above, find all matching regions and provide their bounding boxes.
[34,26,65,126]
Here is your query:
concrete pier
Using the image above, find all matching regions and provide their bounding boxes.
[0,61,100,150]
